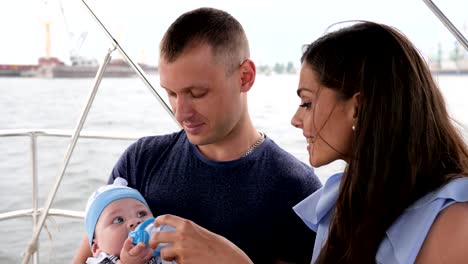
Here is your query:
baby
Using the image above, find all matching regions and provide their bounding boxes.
[84,177,159,264]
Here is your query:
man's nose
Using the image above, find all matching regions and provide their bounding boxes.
[174,96,193,122]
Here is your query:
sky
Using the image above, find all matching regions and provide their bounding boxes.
[0,0,467,66]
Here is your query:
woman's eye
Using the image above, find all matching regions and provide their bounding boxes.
[113,217,124,224]
[299,102,312,109]
[137,211,147,218]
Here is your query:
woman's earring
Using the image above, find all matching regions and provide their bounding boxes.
[352,125,356,131]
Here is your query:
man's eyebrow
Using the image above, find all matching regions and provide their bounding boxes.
[160,85,206,92]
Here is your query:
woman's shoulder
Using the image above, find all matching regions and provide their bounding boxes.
[408,177,468,211]
[377,177,468,263]
[415,202,468,263]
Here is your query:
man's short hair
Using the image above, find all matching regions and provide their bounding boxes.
[160,7,250,74]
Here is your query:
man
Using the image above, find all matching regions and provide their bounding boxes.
[73,7,321,264]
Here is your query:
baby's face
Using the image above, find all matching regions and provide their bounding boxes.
[92,198,153,256]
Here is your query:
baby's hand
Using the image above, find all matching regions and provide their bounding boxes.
[119,237,153,264]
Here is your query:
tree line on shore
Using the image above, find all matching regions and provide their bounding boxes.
[256,61,297,75]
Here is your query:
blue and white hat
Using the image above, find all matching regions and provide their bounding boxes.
[84,177,148,247]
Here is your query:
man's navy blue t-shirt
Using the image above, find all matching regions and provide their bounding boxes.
[110,131,322,263]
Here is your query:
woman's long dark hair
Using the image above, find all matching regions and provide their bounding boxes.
[301,22,468,263]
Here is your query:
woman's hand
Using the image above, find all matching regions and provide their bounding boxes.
[149,214,253,264]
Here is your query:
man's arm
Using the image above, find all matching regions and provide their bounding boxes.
[71,235,92,264]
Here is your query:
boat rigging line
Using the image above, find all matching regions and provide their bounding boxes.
[422,0,468,52]
[79,0,178,122]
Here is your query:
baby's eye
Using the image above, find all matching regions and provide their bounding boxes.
[137,211,148,218]
[299,102,312,110]
[112,217,124,224]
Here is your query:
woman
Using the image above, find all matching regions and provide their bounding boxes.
[150,22,468,263]
[290,21,468,263]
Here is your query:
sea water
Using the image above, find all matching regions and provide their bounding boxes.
[0,74,467,262]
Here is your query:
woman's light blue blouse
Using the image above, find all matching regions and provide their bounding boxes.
[293,173,468,263]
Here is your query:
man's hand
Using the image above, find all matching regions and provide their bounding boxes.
[149,214,253,264]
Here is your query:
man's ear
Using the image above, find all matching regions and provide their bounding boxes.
[239,59,256,92]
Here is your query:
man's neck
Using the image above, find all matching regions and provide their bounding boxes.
[197,122,262,162]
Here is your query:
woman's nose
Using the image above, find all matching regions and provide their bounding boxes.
[291,115,302,128]
[291,107,304,129]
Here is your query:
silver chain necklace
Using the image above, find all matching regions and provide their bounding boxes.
[242,131,265,157]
